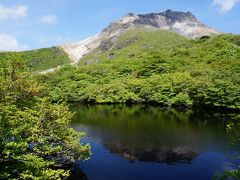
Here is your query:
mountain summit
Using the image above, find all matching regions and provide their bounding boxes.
[102,10,218,38]
[61,10,219,63]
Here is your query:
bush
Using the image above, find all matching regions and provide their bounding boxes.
[0,55,90,179]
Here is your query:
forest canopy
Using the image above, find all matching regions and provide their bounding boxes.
[38,30,240,110]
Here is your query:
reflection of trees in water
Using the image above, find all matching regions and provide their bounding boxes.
[68,167,89,180]
[71,104,232,164]
[72,104,230,131]
[71,104,234,170]
[103,141,199,164]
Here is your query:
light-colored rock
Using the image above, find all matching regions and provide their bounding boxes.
[61,34,103,64]
[60,10,220,64]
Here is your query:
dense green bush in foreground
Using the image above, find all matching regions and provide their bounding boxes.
[39,30,240,109]
[0,55,90,179]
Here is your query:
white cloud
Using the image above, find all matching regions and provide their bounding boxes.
[0,34,28,51]
[213,0,239,12]
[0,4,27,21]
[40,15,57,25]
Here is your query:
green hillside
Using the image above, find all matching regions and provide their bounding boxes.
[0,46,70,72]
[38,29,240,109]
[79,29,187,66]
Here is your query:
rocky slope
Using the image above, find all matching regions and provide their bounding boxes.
[61,10,219,63]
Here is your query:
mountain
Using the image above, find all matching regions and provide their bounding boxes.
[41,31,240,109]
[61,10,219,64]
[1,10,239,110]
[0,10,220,73]
[1,10,237,109]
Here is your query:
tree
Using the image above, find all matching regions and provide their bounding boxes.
[0,54,90,179]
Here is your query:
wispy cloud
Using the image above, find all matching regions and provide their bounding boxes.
[0,4,27,21]
[213,0,239,12]
[39,15,57,25]
[0,34,28,51]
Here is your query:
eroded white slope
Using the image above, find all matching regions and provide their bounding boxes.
[61,34,104,64]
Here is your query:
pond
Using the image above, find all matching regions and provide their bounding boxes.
[70,105,238,180]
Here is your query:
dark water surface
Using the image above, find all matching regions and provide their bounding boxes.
[70,105,238,180]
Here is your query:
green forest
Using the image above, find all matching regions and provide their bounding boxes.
[1,29,240,179]
[38,29,240,109]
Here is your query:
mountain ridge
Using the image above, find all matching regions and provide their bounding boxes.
[60,10,219,64]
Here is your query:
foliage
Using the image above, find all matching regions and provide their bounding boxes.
[0,47,70,72]
[220,116,240,179]
[0,54,90,179]
[227,116,240,148]
[38,30,240,110]
[221,170,240,180]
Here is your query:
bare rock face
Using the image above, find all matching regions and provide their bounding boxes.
[102,10,219,38]
[61,10,220,63]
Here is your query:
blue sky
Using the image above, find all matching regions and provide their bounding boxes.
[0,0,239,51]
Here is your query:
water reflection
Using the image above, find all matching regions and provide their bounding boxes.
[68,167,89,180]
[70,105,236,179]
[104,143,198,164]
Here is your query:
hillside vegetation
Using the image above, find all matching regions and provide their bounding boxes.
[0,47,70,72]
[37,29,240,109]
